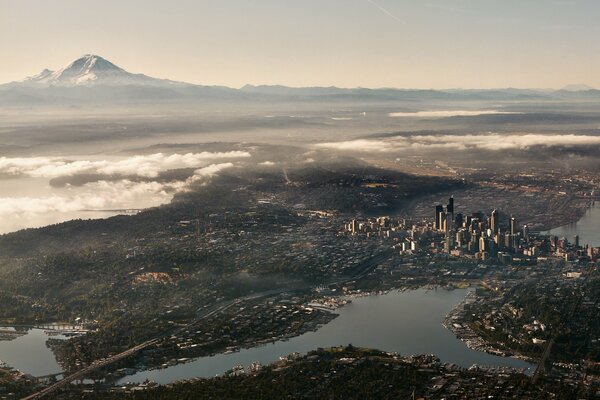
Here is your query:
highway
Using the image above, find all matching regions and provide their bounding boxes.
[21,300,242,400]
[531,262,596,385]
[531,338,554,384]
[21,249,393,399]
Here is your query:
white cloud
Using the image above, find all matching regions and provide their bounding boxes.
[0,195,107,215]
[315,134,600,152]
[0,163,236,217]
[0,151,250,179]
[259,161,276,166]
[187,163,235,183]
[388,110,522,118]
[315,139,391,152]
[410,134,600,150]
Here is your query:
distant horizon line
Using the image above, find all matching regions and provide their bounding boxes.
[4,78,596,93]
[2,53,596,92]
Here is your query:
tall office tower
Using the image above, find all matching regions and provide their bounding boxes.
[479,235,488,252]
[445,212,453,236]
[504,231,512,250]
[439,210,447,233]
[523,224,529,242]
[435,205,444,230]
[455,213,463,228]
[351,219,359,234]
[468,236,478,253]
[464,215,472,228]
[447,196,454,214]
[456,230,464,248]
[469,218,479,233]
[510,217,518,236]
[489,238,498,258]
[491,209,499,234]
[440,211,447,233]
[574,235,580,248]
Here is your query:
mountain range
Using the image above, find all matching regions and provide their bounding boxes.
[1,54,599,106]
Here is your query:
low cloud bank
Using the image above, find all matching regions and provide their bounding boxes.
[0,151,250,179]
[316,134,600,152]
[388,110,522,118]
[259,161,276,166]
[0,163,235,217]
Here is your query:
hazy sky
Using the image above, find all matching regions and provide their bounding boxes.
[1,0,599,89]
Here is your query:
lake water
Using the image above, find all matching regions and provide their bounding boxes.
[2,203,597,383]
[118,288,533,384]
[0,328,64,377]
[547,202,600,247]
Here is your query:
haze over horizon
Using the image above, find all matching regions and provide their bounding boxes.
[1,0,599,89]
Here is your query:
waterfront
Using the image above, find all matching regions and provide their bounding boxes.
[548,202,600,247]
[118,288,533,384]
[1,203,597,385]
[0,328,64,377]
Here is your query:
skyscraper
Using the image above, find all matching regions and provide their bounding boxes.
[523,224,529,242]
[455,212,464,228]
[479,235,488,253]
[446,197,454,233]
[435,205,444,231]
[491,209,499,234]
[351,219,359,234]
[510,217,518,236]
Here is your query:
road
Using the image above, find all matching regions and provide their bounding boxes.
[531,338,554,384]
[531,262,596,385]
[21,300,241,400]
[22,249,394,399]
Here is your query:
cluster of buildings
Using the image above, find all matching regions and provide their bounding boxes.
[343,196,598,264]
[433,197,529,261]
[344,216,418,253]
[431,197,596,263]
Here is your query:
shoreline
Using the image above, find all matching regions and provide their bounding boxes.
[442,290,535,368]
[117,285,520,383]
[532,199,594,232]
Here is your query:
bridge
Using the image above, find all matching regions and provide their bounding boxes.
[34,373,63,381]
[531,338,554,384]
[21,250,393,399]
[11,324,85,331]
[20,298,244,400]
[531,262,596,384]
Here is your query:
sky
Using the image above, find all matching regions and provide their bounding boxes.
[1,0,599,89]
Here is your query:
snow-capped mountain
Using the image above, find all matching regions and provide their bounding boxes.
[2,54,600,106]
[21,54,180,87]
[560,83,595,92]
[0,54,244,105]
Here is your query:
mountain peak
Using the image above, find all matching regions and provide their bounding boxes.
[68,54,122,71]
[561,83,594,92]
[21,54,167,87]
